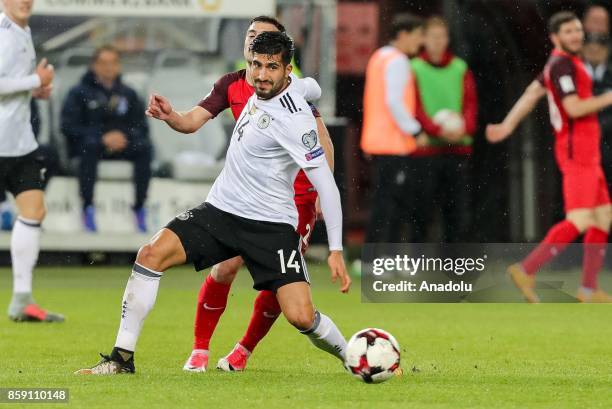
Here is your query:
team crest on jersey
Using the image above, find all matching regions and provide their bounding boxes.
[257,113,272,129]
[176,210,193,221]
[302,130,318,150]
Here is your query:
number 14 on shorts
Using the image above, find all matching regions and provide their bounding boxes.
[277,249,301,274]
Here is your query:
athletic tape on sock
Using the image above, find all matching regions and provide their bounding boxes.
[133,263,163,280]
[299,310,321,334]
[17,217,41,228]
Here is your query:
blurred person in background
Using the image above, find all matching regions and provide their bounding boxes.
[61,45,152,233]
[361,14,425,243]
[583,33,612,204]
[487,12,612,303]
[0,0,63,322]
[582,4,609,35]
[409,16,478,242]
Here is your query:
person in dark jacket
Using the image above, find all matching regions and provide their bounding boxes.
[61,45,152,233]
[583,33,612,206]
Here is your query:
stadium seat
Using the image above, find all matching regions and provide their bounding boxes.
[147,50,227,182]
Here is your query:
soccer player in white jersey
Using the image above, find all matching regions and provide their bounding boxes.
[77,31,350,374]
[0,0,63,322]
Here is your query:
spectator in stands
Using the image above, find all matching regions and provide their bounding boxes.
[361,14,425,243]
[583,33,612,199]
[61,45,151,233]
[409,16,478,242]
[583,4,609,35]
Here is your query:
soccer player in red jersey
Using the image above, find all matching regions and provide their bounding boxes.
[146,16,335,371]
[487,11,612,303]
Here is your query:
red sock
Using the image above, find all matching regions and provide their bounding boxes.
[582,227,608,290]
[522,220,580,275]
[239,290,281,353]
[193,275,231,350]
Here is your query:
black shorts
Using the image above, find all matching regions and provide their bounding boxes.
[0,149,46,197]
[166,203,310,292]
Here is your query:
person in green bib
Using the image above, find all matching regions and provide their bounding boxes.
[409,16,478,242]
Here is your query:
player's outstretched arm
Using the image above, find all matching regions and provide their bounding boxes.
[562,92,612,119]
[145,93,213,134]
[304,165,351,293]
[486,80,546,143]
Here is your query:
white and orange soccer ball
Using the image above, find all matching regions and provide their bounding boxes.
[344,328,401,383]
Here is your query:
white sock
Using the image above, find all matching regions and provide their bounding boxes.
[11,217,41,294]
[114,263,162,352]
[300,311,347,361]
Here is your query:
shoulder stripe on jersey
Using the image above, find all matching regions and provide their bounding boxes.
[281,95,295,113]
[0,18,11,29]
[285,94,299,112]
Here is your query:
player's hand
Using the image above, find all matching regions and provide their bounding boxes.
[36,58,54,87]
[32,85,53,100]
[486,123,512,143]
[102,130,128,152]
[328,250,351,293]
[315,197,323,221]
[145,93,173,121]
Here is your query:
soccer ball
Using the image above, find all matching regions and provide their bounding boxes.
[433,109,464,134]
[344,328,401,383]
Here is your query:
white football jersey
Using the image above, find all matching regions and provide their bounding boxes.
[206,78,326,227]
[0,13,39,157]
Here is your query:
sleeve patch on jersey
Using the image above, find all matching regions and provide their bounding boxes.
[302,130,318,150]
[305,146,325,161]
[559,75,575,93]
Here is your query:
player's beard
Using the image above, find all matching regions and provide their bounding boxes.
[254,78,287,100]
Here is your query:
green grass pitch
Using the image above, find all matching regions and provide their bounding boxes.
[1,265,611,409]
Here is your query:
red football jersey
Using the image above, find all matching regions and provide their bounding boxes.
[538,49,601,167]
[198,70,319,203]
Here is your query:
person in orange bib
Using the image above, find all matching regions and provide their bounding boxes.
[361,14,425,243]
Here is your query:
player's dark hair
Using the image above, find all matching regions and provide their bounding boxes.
[249,31,295,65]
[390,13,424,39]
[250,15,286,33]
[548,11,580,34]
[92,44,120,63]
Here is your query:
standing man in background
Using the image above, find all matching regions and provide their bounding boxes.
[361,14,425,243]
[582,33,612,197]
[0,0,64,321]
[409,16,478,242]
